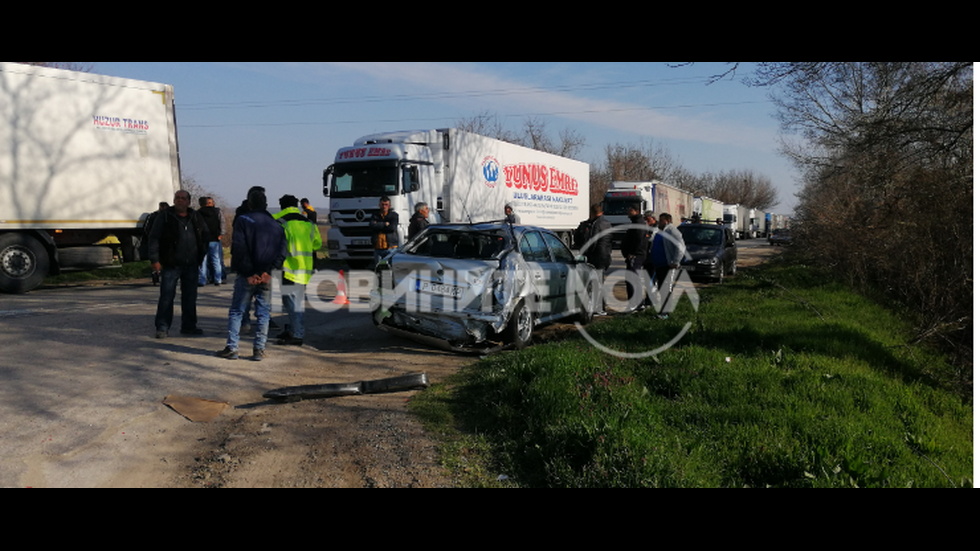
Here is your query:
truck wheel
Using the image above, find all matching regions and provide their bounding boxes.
[0,233,50,294]
[505,299,534,350]
[58,246,113,269]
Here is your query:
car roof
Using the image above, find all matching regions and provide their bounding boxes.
[425,222,551,236]
[681,223,724,230]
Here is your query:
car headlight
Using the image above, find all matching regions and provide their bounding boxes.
[698,258,719,266]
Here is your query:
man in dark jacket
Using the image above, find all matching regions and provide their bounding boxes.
[370,196,399,267]
[149,190,210,338]
[577,203,613,272]
[408,202,430,241]
[216,188,287,362]
[620,205,651,311]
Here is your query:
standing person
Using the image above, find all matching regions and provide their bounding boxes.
[504,204,521,224]
[579,204,613,272]
[216,188,287,362]
[149,190,210,339]
[370,196,399,267]
[408,202,430,240]
[274,195,322,346]
[641,211,660,309]
[576,203,613,316]
[233,186,266,333]
[621,205,651,310]
[649,213,685,316]
[300,198,318,224]
[142,201,169,286]
[197,196,225,287]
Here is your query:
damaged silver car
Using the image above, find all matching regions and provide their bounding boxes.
[372,223,602,352]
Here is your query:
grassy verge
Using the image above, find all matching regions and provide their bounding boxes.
[411,257,973,488]
[43,260,154,286]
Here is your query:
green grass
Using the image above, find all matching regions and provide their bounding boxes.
[411,258,974,488]
[43,260,155,286]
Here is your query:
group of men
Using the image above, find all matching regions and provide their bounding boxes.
[575,203,685,315]
[148,189,321,362]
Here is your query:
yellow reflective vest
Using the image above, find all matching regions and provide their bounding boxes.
[274,207,322,285]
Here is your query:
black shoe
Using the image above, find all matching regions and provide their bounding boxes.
[156,330,168,339]
[180,328,205,336]
[276,337,303,347]
[216,347,239,360]
[252,348,266,362]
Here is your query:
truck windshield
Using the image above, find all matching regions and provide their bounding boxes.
[330,162,400,198]
[603,199,643,217]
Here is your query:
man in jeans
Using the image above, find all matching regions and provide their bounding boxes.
[197,197,225,286]
[216,188,287,361]
[149,190,209,338]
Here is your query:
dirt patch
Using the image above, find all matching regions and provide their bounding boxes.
[171,241,784,488]
[170,317,471,488]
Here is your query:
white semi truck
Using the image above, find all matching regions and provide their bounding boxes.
[0,63,182,293]
[602,181,693,247]
[324,129,590,267]
[724,204,766,239]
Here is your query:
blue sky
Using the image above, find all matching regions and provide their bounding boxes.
[94,62,799,214]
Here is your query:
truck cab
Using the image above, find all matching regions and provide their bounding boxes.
[603,182,652,248]
[324,134,442,268]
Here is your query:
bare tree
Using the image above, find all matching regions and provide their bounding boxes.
[181,175,234,246]
[687,169,780,210]
[770,62,973,390]
[455,112,587,159]
[591,141,688,205]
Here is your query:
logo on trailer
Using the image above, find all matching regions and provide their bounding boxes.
[482,157,500,189]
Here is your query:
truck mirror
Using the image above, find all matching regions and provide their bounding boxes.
[402,166,420,194]
[323,168,333,197]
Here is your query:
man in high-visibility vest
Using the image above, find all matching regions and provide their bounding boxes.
[274,195,322,346]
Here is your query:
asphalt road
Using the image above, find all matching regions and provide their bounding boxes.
[0,275,443,488]
[0,238,780,488]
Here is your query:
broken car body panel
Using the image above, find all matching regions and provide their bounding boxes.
[372,223,600,349]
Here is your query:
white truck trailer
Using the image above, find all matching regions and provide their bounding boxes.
[324,129,590,267]
[0,63,181,293]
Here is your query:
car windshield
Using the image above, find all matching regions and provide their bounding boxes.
[679,226,723,246]
[407,230,508,260]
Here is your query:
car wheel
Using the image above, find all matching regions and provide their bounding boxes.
[506,299,534,350]
[576,281,598,325]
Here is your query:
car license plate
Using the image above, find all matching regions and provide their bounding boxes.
[416,280,464,300]
[353,239,371,246]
